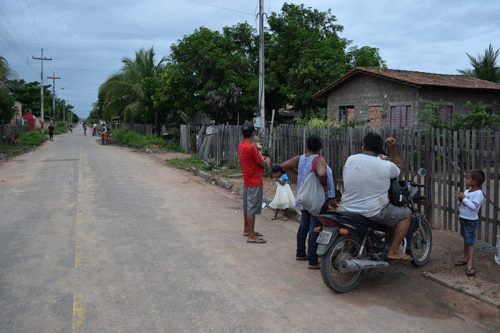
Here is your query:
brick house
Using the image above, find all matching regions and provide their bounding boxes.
[312,67,500,129]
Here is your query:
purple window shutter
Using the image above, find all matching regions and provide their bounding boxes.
[390,106,401,127]
[406,105,412,128]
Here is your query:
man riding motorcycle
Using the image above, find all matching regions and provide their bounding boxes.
[340,133,412,262]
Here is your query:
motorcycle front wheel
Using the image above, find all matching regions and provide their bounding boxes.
[409,218,432,267]
[320,235,363,293]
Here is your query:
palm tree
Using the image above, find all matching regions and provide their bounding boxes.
[99,47,168,121]
[0,56,18,91]
[457,44,500,83]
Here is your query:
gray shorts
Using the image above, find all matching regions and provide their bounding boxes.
[243,185,263,216]
[369,203,408,227]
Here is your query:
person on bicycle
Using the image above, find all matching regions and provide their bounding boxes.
[341,132,412,262]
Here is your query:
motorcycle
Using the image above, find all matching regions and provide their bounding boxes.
[316,168,432,293]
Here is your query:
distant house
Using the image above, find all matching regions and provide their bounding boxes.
[312,67,500,129]
[278,104,302,124]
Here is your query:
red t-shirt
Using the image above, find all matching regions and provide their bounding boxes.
[238,140,264,187]
[48,125,54,133]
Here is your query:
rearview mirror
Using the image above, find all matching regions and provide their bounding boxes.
[417,168,427,177]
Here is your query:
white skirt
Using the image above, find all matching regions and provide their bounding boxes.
[269,182,296,210]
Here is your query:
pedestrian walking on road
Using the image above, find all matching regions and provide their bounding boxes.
[238,122,270,244]
[48,122,54,141]
[281,135,336,269]
[269,165,295,221]
[90,126,94,136]
[83,123,87,136]
[454,169,485,277]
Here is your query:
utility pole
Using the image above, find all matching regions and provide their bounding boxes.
[32,49,52,129]
[258,0,265,135]
[47,72,60,123]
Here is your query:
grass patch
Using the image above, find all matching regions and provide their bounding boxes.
[0,130,47,156]
[166,155,242,176]
[111,129,181,151]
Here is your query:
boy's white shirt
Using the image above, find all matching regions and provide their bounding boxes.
[458,189,484,220]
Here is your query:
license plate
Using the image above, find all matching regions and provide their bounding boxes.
[317,231,332,245]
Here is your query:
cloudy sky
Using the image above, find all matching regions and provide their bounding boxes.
[1,0,499,119]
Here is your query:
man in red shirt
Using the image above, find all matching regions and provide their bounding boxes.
[238,123,270,243]
[48,122,55,141]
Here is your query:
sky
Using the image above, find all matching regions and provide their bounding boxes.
[1,0,499,119]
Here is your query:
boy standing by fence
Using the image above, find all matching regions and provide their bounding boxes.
[454,170,485,277]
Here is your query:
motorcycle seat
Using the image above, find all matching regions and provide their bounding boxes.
[323,210,392,233]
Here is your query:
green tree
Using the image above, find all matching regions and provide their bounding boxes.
[168,23,258,123]
[0,56,18,83]
[457,44,500,83]
[451,101,500,130]
[266,3,349,114]
[98,47,168,122]
[9,80,52,117]
[347,46,387,70]
[419,99,453,130]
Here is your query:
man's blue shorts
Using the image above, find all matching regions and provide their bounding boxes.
[459,217,478,245]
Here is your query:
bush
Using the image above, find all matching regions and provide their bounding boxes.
[111,129,170,148]
[20,130,47,146]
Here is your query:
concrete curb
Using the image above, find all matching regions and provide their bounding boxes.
[422,272,500,309]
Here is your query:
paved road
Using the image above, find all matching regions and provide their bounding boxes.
[1,127,498,332]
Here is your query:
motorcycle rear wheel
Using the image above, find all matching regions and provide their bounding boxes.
[320,235,363,293]
[409,218,432,267]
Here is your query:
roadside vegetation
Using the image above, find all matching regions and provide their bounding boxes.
[0,130,47,157]
[110,128,181,150]
[166,155,242,178]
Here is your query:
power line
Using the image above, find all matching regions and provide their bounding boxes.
[186,0,254,16]
[0,24,39,79]
[0,7,32,57]
[15,0,42,50]
[25,0,52,58]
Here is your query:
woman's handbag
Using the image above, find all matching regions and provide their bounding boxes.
[296,156,325,216]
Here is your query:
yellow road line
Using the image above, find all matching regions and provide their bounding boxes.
[72,293,86,332]
[72,159,86,331]
[75,170,84,269]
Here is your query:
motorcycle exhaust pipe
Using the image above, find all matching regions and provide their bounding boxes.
[338,259,389,273]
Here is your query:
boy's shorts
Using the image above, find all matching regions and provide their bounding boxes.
[459,217,478,245]
[243,185,263,215]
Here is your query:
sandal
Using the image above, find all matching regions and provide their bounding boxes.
[243,232,263,237]
[308,263,321,270]
[247,237,267,244]
[283,217,288,221]
[296,256,308,261]
[466,267,476,276]
[454,260,468,266]
[271,216,277,220]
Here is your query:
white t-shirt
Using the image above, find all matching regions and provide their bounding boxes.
[341,153,401,217]
[458,189,484,220]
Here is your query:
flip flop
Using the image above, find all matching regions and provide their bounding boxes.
[271,216,277,220]
[386,254,412,263]
[296,256,308,261]
[247,238,267,244]
[283,217,288,221]
[454,260,468,266]
[466,267,476,276]
[243,232,263,237]
[308,264,321,269]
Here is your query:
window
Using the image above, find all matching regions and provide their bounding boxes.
[439,105,453,125]
[390,105,412,128]
[339,105,354,122]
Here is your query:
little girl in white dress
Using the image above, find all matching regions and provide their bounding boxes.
[270,165,296,220]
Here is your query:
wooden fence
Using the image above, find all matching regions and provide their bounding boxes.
[1,124,29,138]
[191,124,500,246]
